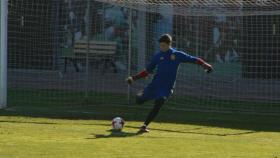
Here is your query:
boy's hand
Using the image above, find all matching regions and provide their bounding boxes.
[126,77,134,84]
[204,64,213,73]
[196,58,213,74]
[126,70,149,84]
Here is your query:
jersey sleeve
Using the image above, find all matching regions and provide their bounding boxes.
[177,51,198,63]
[146,53,158,73]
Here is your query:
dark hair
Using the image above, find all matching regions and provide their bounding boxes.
[158,34,172,44]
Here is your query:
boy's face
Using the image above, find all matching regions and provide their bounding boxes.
[159,42,171,52]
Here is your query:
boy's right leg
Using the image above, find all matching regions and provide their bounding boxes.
[135,91,147,105]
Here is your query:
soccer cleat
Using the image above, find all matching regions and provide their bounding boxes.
[138,125,150,133]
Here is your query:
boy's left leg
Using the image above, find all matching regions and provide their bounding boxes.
[139,97,166,132]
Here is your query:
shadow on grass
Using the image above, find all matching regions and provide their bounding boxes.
[85,123,258,137]
[5,89,280,132]
[0,105,280,133]
[87,129,144,139]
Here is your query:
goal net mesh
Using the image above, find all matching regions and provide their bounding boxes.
[7,0,280,114]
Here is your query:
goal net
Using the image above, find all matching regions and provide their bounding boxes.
[7,0,280,114]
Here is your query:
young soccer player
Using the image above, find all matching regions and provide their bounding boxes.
[126,34,213,133]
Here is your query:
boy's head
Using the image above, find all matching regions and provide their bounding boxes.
[159,34,172,52]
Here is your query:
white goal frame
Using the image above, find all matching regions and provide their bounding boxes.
[0,0,8,109]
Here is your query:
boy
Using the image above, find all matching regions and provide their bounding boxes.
[126,34,213,133]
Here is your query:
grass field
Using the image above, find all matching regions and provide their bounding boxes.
[1,91,280,158]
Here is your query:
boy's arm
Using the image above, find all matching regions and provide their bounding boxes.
[126,70,149,84]
[196,58,213,73]
[126,54,158,84]
[179,51,213,73]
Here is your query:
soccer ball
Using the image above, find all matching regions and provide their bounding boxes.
[112,117,125,130]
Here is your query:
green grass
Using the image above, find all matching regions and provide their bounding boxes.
[1,93,280,158]
[0,116,279,158]
[1,88,280,157]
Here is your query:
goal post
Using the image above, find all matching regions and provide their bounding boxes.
[0,0,8,109]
